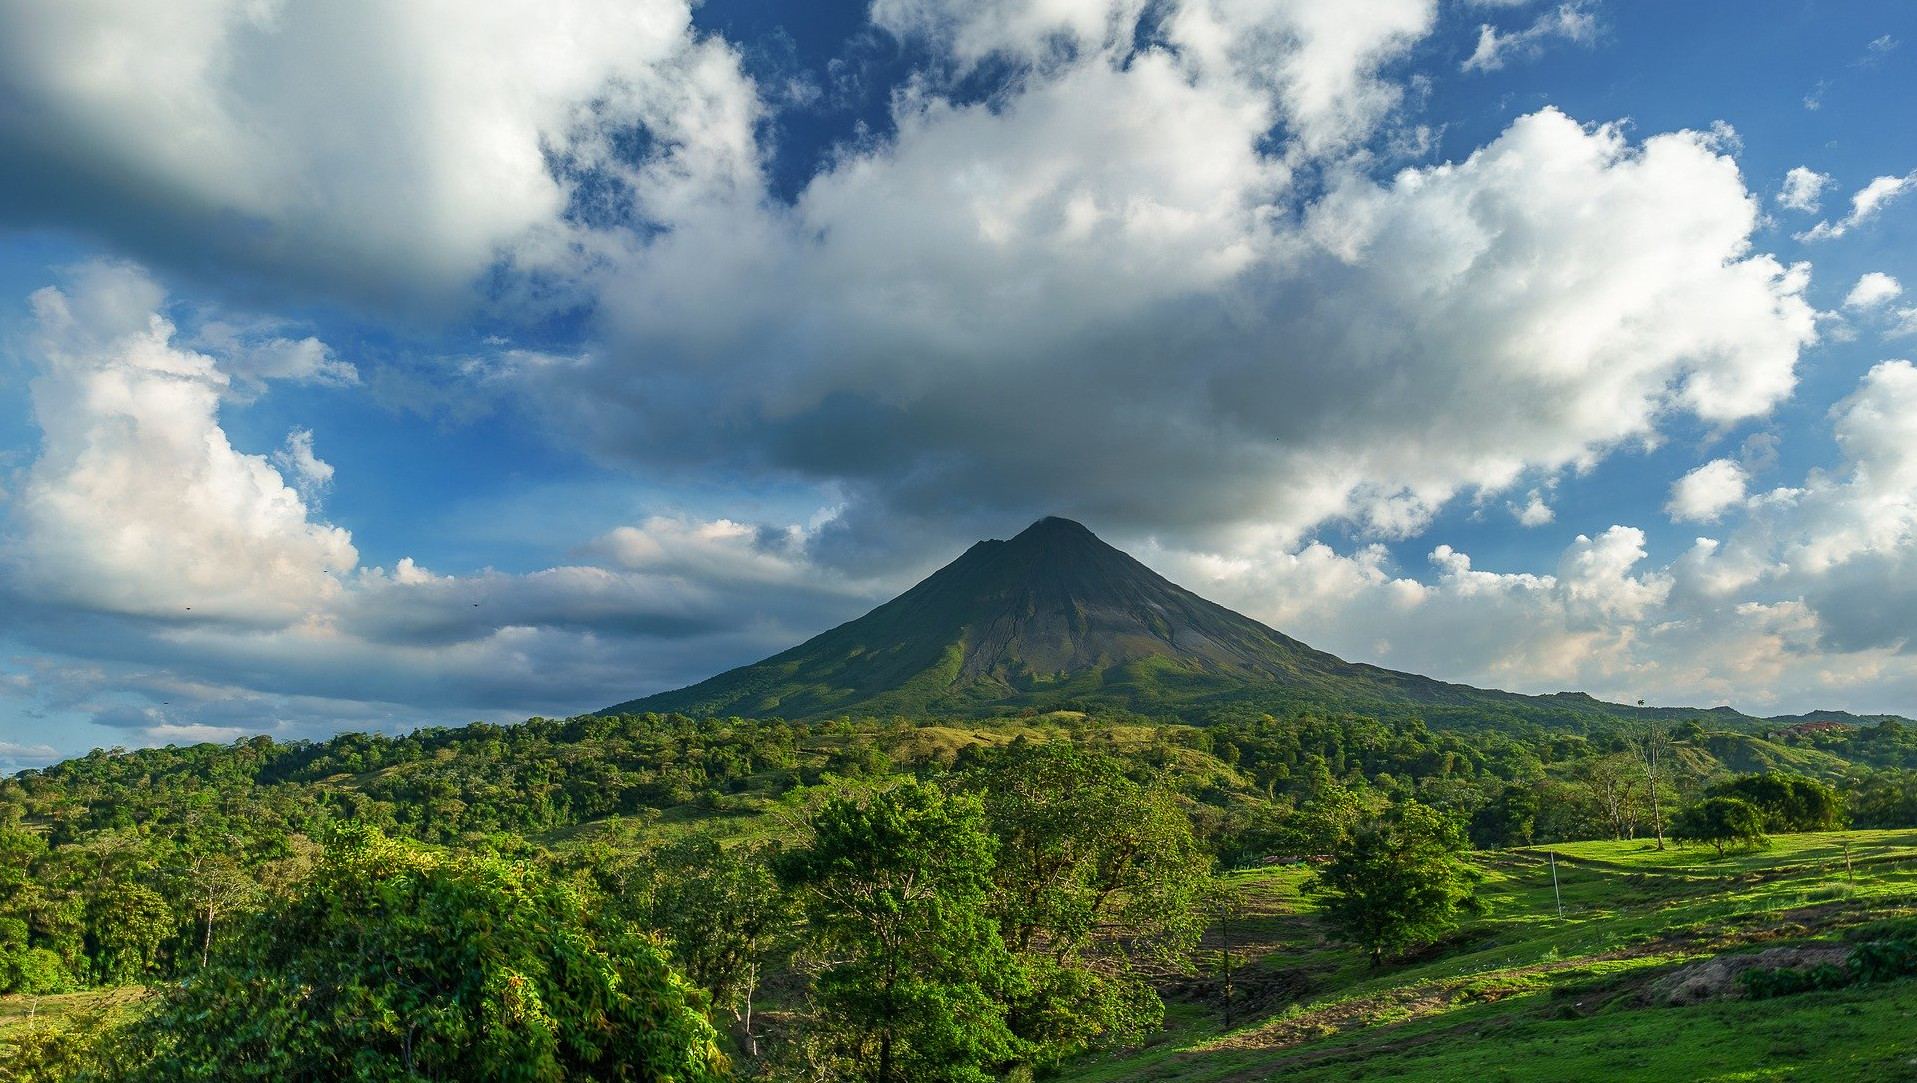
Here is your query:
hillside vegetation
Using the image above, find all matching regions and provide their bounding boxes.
[5,708,1917,1078]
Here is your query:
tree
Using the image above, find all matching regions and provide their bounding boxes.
[178,852,261,970]
[107,824,729,1082]
[1847,769,1917,828]
[775,782,1014,1083]
[1625,714,1672,849]
[84,883,172,986]
[967,742,1210,1070]
[1306,802,1481,966]
[1706,774,1843,833]
[1671,796,1769,856]
[1468,784,1538,849]
[633,835,791,1056]
[1572,754,1641,840]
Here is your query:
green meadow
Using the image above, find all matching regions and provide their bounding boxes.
[1059,831,1917,1083]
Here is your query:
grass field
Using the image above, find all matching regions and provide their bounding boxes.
[0,986,147,1037]
[1060,830,1917,1082]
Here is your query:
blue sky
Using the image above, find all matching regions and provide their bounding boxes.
[2,0,1916,766]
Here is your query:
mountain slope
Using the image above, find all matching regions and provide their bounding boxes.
[608,517,1664,725]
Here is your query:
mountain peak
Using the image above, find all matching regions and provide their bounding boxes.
[608,516,1378,720]
[1014,515,1094,539]
[603,520,1641,725]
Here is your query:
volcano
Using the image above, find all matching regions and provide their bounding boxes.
[606,516,1686,726]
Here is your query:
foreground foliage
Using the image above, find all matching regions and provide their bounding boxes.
[8,709,1917,1079]
[80,826,727,1082]
[778,782,1013,1083]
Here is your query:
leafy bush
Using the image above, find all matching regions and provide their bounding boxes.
[1736,940,1917,1000]
[1847,940,1917,985]
[1306,801,1482,965]
[1738,963,1851,999]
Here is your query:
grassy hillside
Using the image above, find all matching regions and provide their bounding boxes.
[1059,830,1917,1082]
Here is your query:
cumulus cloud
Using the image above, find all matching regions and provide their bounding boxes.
[1777,166,1831,212]
[192,319,359,395]
[1511,489,1554,526]
[558,100,1813,559]
[1797,171,1917,241]
[0,1,1821,568]
[1641,361,1917,665]
[1153,525,1681,699]
[0,265,887,748]
[1844,272,1903,310]
[1667,459,1750,523]
[1151,513,1917,716]
[1112,353,1917,717]
[271,429,335,506]
[0,0,763,308]
[0,741,61,770]
[8,261,356,623]
[1460,2,1598,74]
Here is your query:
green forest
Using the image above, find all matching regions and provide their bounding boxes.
[5,707,1917,1080]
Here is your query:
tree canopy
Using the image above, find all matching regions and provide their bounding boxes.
[109,824,729,1083]
[1672,796,1770,857]
[775,782,1015,1083]
[1306,802,1481,965]
[1705,774,1843,833]
[965,741,1210,1069]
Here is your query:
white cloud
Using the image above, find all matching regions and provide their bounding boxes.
[1777,166,1830,212]
[871,0,1438,158]
[1666,458,1749,523]
[1148,515,1915,716]
[1844,272,1903,310]
[0,0,763,307]
[8,262,356,624]
[0,264,888,749]
[1767,359,1917,576]
[0,2,1821,569]
[1460,2,1598,74]
[1852,172,1917,220]
[1511,489,1554,526]
[192,320,359,394]
[1797,171,1917,241]
[564,102,1813,554]
[1860,34,1900,63]
[271,429,335,506]
[0,740,61,768]
[0,5,1883,743]
[1125,357,1917,715]
[1156,525,1678,698]
[1164,0,1439,155]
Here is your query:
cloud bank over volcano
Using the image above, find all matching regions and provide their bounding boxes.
[0,0,1914,757]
